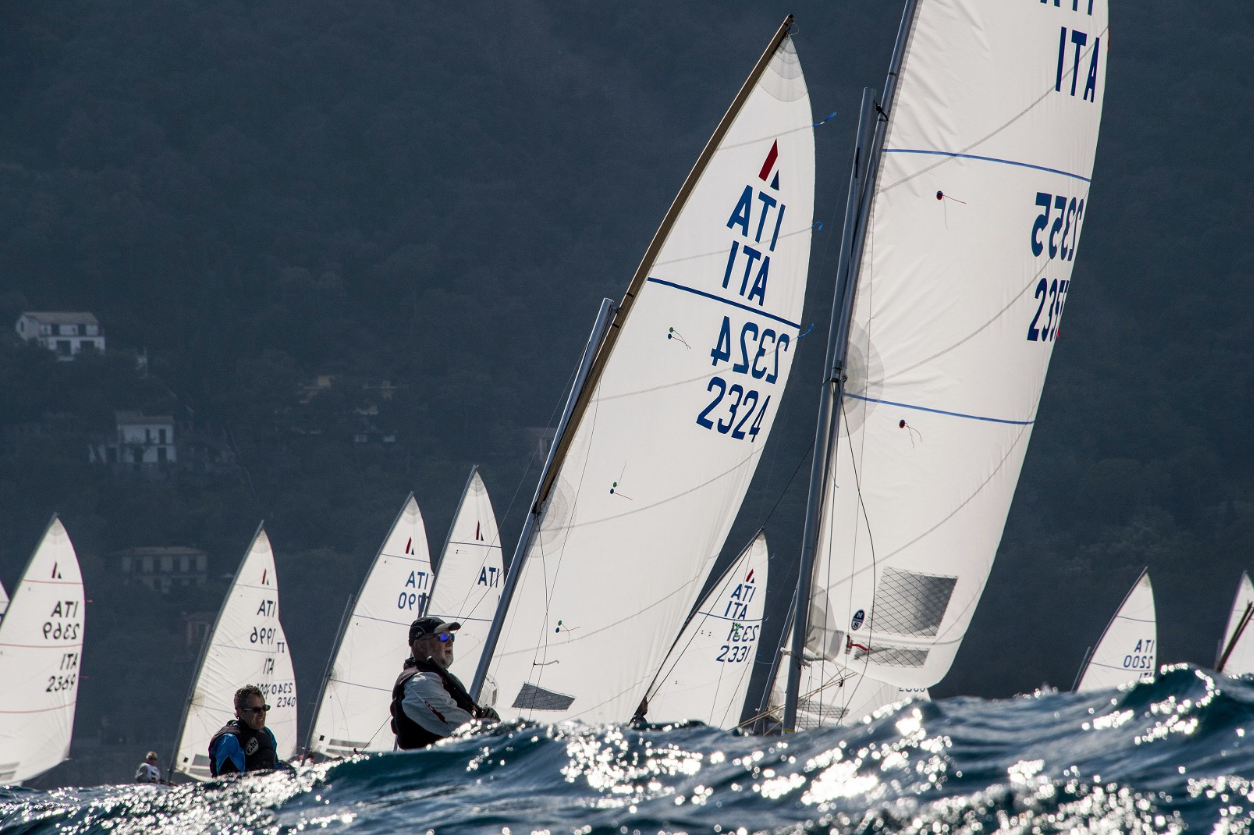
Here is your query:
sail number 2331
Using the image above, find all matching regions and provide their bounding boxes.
[696,316,790,440]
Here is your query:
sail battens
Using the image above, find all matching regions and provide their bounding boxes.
[844,393,1035,425]
[644,278,803,328]
[881,148,1093,182]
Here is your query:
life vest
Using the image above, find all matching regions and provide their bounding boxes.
[390,656,480,750]
[209,720,277,775]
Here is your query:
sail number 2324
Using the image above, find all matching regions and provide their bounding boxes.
[695,316,790,440]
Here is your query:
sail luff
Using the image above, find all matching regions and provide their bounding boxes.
[470,298,616,699]
[1216,572,1254,674]
[534,15,796,512]
[435,468,480,574]
[303,592,354,753]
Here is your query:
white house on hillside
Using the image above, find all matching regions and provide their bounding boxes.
[89,411,177,466]
[15,311,105,359]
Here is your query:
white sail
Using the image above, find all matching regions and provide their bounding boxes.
[807,0,1109,693]
[1216,572,1254,676]
[427,468,504,694]
[644,533,769,728]
[307,495,432,757]
[482,25,814,724]
[0,517,84,785]
[1075,570,1156,693]
[173,526,298,779]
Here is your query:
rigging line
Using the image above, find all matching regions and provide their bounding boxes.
[718,120,819,152]
[736,671,859,729]
[496,338,589,563]
[831,227,881,709]
[878,23,1109,194]
[827,420,1034,627]
[756,439,814,530]
[525,392,604,702]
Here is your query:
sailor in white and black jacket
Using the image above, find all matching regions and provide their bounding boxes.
[391,616,498,749]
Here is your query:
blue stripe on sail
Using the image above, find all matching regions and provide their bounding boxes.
[883,149,1092,183]
[645,278,802,330]
[845,393,1035,426]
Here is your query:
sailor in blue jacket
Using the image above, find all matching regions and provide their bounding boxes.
[208,684,281,775]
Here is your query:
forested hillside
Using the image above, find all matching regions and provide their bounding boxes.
[0,0,1250,785]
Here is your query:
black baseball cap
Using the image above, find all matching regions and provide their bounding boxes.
[409,616,461,643]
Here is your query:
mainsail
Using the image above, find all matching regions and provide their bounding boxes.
[1075,569,1156,692]
[427,468,504,693]
[474,18,814,724]
[643,533,769,728]
[0,517,84,785]
[173,525,298,779]
[307,495,432,757]
[786,0,1109,726]
[1215,572,1254,676]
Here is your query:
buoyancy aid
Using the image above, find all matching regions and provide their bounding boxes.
[209,720,277,775]
[390,656,482,750]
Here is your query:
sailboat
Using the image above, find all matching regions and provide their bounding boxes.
[1215,572,1253,676]
[307,495,432,757]
[0,516,84,785]
[640,533,769,728]
[426,467,504,697]
[779,0,1109,730]
[1074,569,1156,692]
[172,525,297,779]
[470,16,815,725]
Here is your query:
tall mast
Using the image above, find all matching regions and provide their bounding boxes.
[471,15,800,702]
[782,0,920,733]
[470,298,616,699]
[531,15,795,514]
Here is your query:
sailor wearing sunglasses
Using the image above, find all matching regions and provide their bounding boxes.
[208,684,281,775]
[390,616,499,749]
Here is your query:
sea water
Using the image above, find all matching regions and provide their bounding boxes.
[3,666,1252,834]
